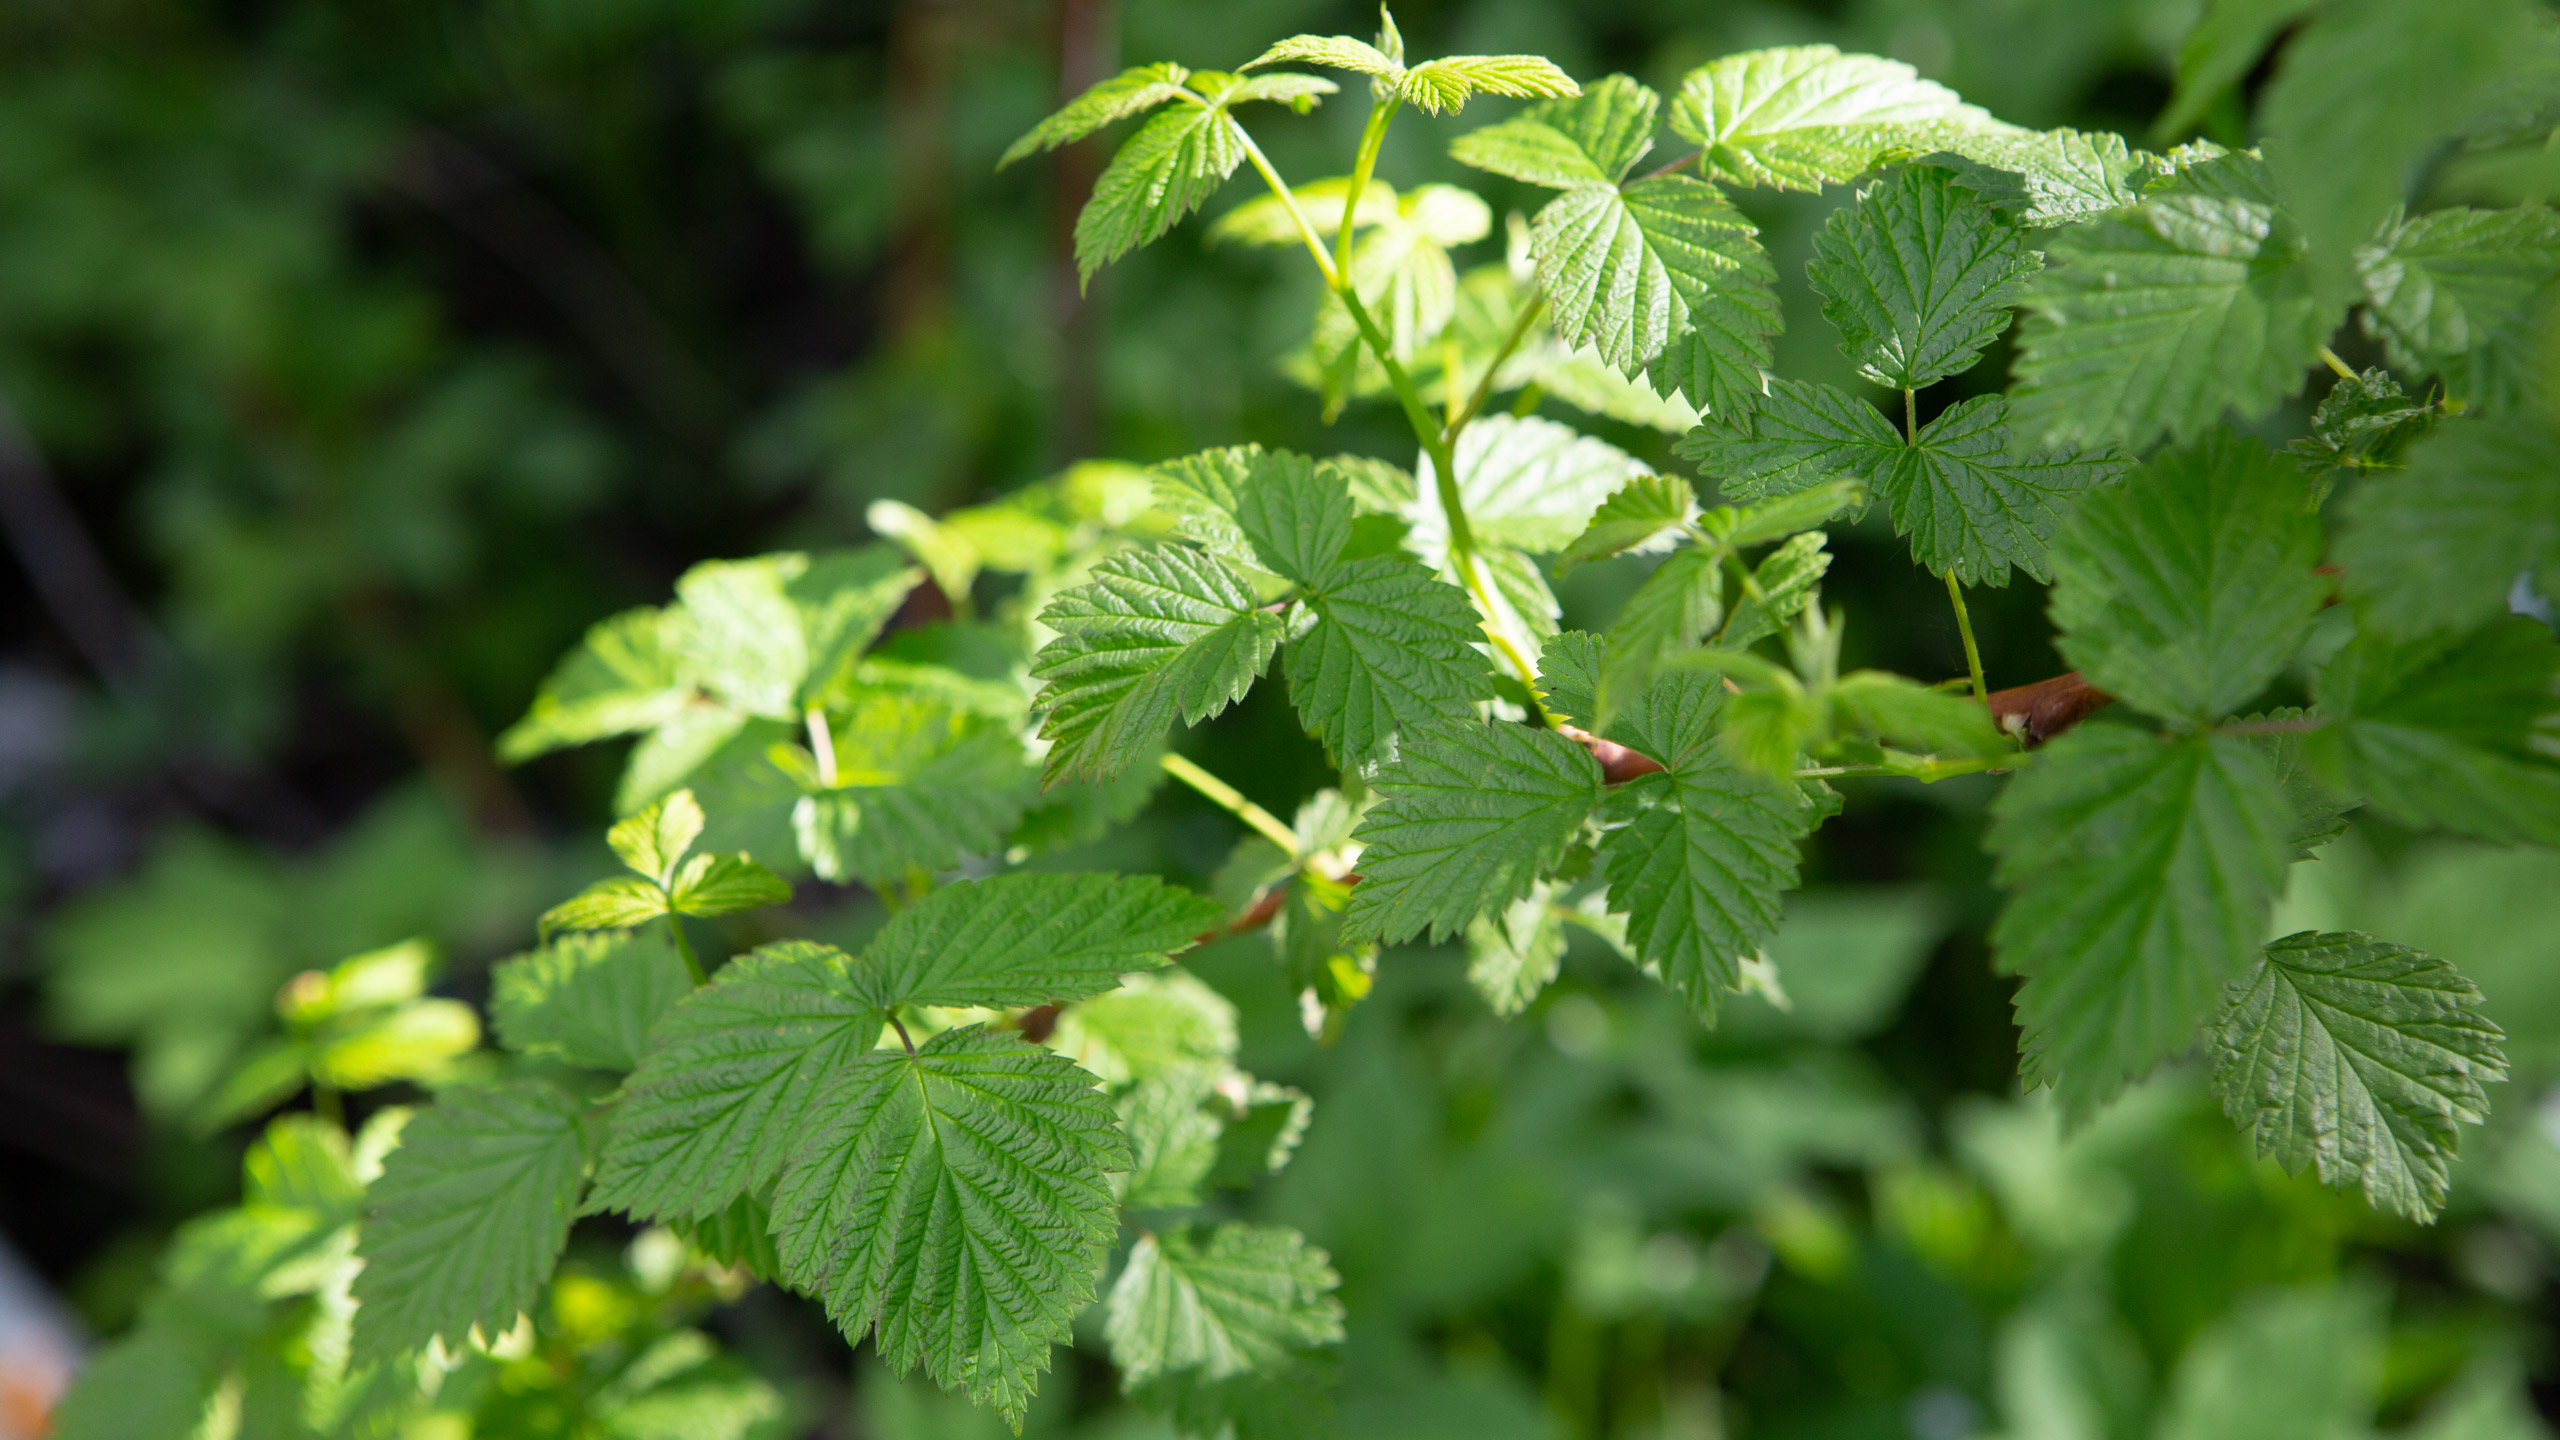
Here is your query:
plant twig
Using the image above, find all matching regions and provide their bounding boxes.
[2318,345,2357,382]
[1445,295,1547,442]
[1161,752,1301,857]
[667,915,705,984]
[1336,98,1400,281]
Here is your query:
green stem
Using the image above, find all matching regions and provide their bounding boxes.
[1336,98,1401,282]
[1903,387,1917,442]
[888,1012,917,1057]
[1798,755,2003,782]
[2317,345,2356,381]
[1942,570,1987,705]
[1227,121,1342,288]
[1446,295,1547,444]
[667,914,704,983]
[1161,752,1302,858]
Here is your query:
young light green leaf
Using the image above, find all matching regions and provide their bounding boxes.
[2048,431,2325,726]
[1717,531,1832,650]
[1345,719,1605,944]
[850,871,1224,1012]
[2009,149,2342,454]
[2308,618,2560,846]
[1989,727,2295,1116]
[1105,1223,1345,1383]
[589,941,879,1221]
[1033,547,1291,784]
[1397,55,1581,116]
[1537,630,1606,727]
[492,928,694,1072]
[792,697,1035,884]
[1670,45,2003,193]
[1467,886,1569,1016]
[609,789,705,886]
[1601,548,1723,722]
[666,851,793,918]
[1883,396,2125,586]
[1050,968,1239,1087]
[540,875,673,935]
[2335,412,2560,637]
[309,999,481,1091]
[1212,177,1396,247]
[351,1078,589,1361]
[1000,62,1195,167]
[497,607,694,762]
[674,548,920,719]
[1285,554,1494,769]
[1928,127,2154,228]
[1118,1066,1225,1210]
[1536,174,1781,418]
[1827,672,2008,758]
[1242,35,1396,78]
[2288,368,2439,486]
[1600,671,1815,1017]
[771,1027,1127,1427]
[2262,0,2548,292]
[1076,102,1249,286]
[1559,474,1696,574]
[1449,73,1658,187]
[2357,205,2560,410]
[2215,931,2508,1221]
[1411,413,1647,558]
[1806,164,2039,390]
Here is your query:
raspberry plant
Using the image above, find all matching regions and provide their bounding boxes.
[52,3,2560,1436]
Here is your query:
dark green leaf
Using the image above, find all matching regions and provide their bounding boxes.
[1806,164,2039,390]
[1344,719,1605,945]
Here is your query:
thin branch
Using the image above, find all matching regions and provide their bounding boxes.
[889,1012,918,1057]
[1161,752,1301,857]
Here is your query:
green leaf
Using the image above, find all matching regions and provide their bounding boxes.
[1105,1223,1345,1383]
[2287,368,2439,486]
[1989,727,2295,1114]
[1398,56,1580,116]
[1601,548,1723,722]
[1050,968,1239,1087]
[675,548,920,719]
[609,789,705,885]
[1537,630,1606,727]
[2308,618,2560,846]
[1466,886,1569,1016]
[1537,174,1781,418]
[1285,554,1494,769]
[1599,672,1815,1017]
[2357,205,2560,410]
[1149,446,1267,563]
[541,874,669,935]
[1033,547,1290,784]
[1717,531,1832,650]
[244,1113,363,1219]
[2154,1287,2381,1440]
[590,940,878,1221]
[2262,0,2549,292]
[1449,74,1659,188]
[1001,63,1195,167]
[351,1078,589,1361]
[1345,719,1605,944]
[1118,1066,1225,1209]
[1412,414,1649,556]
[793,697,1036,885]
[498,606,692,761]
[309,999,481,1090]
[2214,931,2508,1221]
[668,851,793,918]
[1807,164,2040,390]
[2009,149,2342,454]
[1669,45,2003,193]
[1828,671,2008,758]
[1075,103,1249,286]
[492,928,695,1072]
[1559,474,1696,574]
[1243,35,1395,78]
[1928,127,2154,228]
[2335,412,2560,637]
[1677,378,1897,502]
[1234,451,1353,586]
[852,871,1222,1011]
[2161,0,2322,139]
[1884,397,2126,586]
[771,1026,1128,1426]
[2048,431,2324,725]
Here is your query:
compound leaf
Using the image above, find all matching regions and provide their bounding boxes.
[2309,618,2560,846]
[1989,727,2295,1115]
[589,941,879,1221]
[1345,719,1604,945]
[1600,672,1815,1018]
[1105,1223,1345,1383]
[2215,930,2506,1221]
[1034,548,1291,784]
[771,1027,1127,1426]
[2048,431,2325,726]
[850,871,1223,1012]
[1285,555,1494,769]
[1808,164,2040,390]
[1670,45,2003,193]
[2010,149,2341,454]
[1397,55,1581,116]
[351,1079,589,1361]
[491,928,695,1072]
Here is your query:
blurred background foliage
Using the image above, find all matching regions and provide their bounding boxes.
[1,0,2556,1437]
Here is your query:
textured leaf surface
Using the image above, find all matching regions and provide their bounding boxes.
[1345,720,1604,944]
[1989,727,2294,1114]
[1105,1224,1345,1382]
[1285,555,1493,769]
[2357,206,2560,410]
[1537,175,1781,417]
[1076,103,1248,284]
[852,871,1224,1011]
[2010,149,2341,454]
[1601,548,1723,721]
[1670,45,2000,193]
[772,1027,1127,1426]
[1718,531,1831,650]
[2335,413,2560,638]
[2048,432,2324,725]
[794,698,1036,884]
[492,928,694,1072]
[1001,63,1193,166]
[2309,619,2560,846]
[1878,397,2124,586]
[498,607,693,761]
[352,1079,588,1360]
[1600,672,1813,1017]
[1559,474,1696,573]
[590,941,878,1220]
[1466,886,1570,1016]
[1034,548,1289,783]
[2214,931,2507,1220]
[1450,74,1658,188]
[1931,126,2152,227]
[1807,165,2039,389]
[1411,413,1647,556]
[1677,378,1897,503]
